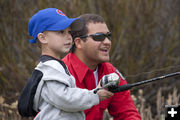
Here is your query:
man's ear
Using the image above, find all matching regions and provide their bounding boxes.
[74,37,83,49]
[37,33,47,44]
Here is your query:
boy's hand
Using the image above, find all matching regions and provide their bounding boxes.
[95,78,114,101]
[97,89,114,101]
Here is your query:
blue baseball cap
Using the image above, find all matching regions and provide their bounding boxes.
[28,8,84,43]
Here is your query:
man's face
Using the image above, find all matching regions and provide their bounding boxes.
[81,22,111,65]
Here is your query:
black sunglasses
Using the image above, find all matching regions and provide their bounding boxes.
[79,32,112,41]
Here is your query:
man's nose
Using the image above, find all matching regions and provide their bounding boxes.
[103,37,111,44]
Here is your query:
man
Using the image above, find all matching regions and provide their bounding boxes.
[63,14,141,120]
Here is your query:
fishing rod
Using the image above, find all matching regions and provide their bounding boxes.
[110,71,180,93]
[94,71,180,93]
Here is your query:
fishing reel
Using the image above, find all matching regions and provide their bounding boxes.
[100,73,120,90]
[94,73,120,93]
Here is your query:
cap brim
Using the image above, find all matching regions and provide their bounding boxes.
[47,18,84,32]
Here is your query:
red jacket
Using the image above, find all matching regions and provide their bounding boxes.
[63,53,141,120]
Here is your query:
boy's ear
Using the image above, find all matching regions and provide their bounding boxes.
[37,33,47,44]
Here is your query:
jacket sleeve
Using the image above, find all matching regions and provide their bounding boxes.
[103,63,141,120]
[41,80,99,112]
[108,78,141,120]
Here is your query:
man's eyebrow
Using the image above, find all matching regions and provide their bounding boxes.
[95,32,109,34]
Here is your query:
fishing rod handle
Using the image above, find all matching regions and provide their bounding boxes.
[110,84,133,93]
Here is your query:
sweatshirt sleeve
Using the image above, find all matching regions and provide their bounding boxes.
[41,80,99,112]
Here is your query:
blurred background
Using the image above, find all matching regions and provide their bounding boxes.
[0,0,180,120]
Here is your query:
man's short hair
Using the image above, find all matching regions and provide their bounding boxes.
[70,14,105,52]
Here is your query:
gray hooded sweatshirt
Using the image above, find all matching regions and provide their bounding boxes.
[33,56,99,120]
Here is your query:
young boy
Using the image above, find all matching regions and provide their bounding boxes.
[18,8,113,120]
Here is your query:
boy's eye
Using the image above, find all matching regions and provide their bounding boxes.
[59,30,64,34]
[57,30,64,34]
[57,30,71,34]
[68,31,72,34]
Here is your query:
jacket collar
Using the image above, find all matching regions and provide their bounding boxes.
[69,53,92,83]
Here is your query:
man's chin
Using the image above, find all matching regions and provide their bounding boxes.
[99,57,110,63]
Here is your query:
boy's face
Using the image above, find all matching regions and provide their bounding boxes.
[80,22,111,64]
[40,28,72,58]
